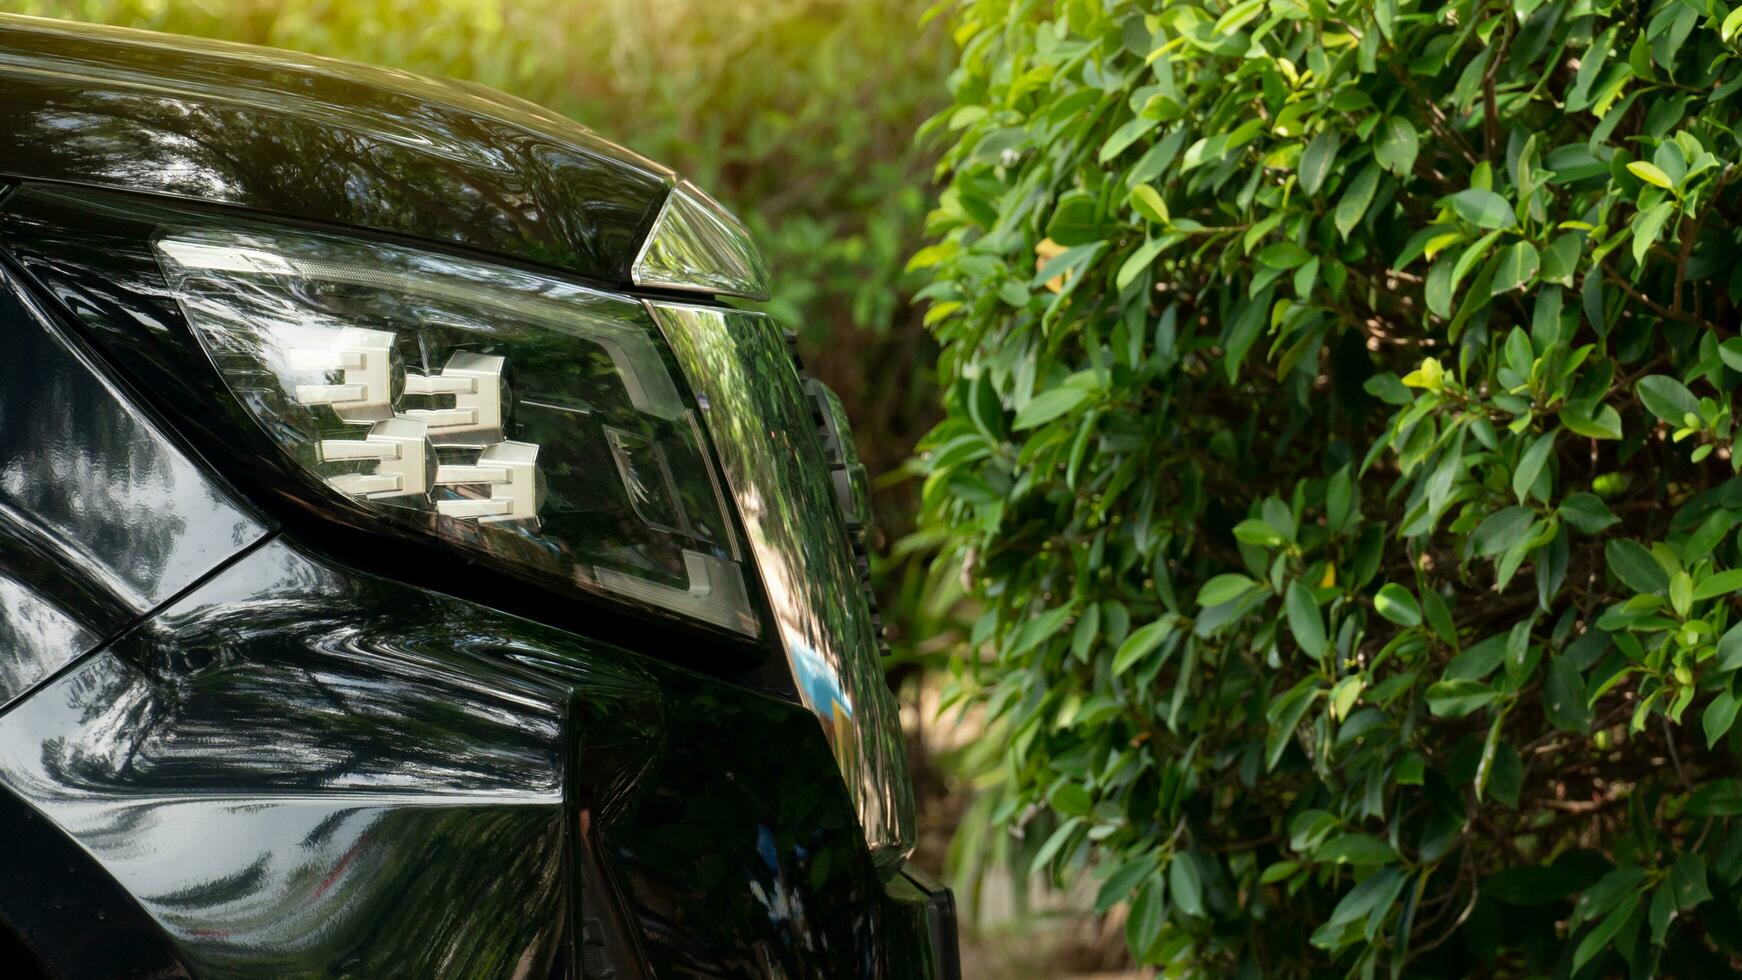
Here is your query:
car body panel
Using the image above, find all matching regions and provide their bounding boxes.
[0,263,265,711]
[0,530,938,977]
[0,272,942,971]
[0,13,673,286]
[0,15,957,977]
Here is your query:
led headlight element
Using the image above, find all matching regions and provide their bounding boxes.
[155,228,757,636]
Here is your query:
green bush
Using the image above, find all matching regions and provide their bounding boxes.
[914,0,1742,974]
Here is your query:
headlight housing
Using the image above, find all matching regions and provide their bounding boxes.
[0,181,913,864]
[156,226,759,637]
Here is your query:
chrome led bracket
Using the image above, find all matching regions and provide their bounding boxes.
[318,416,433,499]
[434,441,543,524]
[403,351,505,447]
[289,327,397,424]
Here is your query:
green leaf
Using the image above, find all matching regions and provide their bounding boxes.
[1706,692,1740,748]
[1450,189,1517,229]
[1374,583,1422,626]
[1029,817,1084,876]
[1315,833,1400,866]
[1544,656,1593,733]
[1560,493,1619,534]
[1474,506,1536,555]
[1050,782,1093,817]
[1573,892,1642,972]
[1636,375,1699,424]
[1576,867,1648,925]
[1129,184,1169,224]
[1335,164,1379,239]
[1512,430,1556,503]
[1329,674,1364,721]
[1070,604,1100,661]
[1560,403,1623,440]
[1198,573,1257,607]
[1299,133,1339,196]
[1260,860,1299,884]
[1046,191,1106,246]
[1169,852,1205,917]
[1266,682,1321,770]
[1724,4,1742,42]
[1721,338,1742,373]
[1222,289,1273,383]
[1257,241,1312,270]
[1540,232,1582,285]
[1116,235,1175,290]
[1030,241,1105,287]
[1632,201,1675,265]
[1670,852,1712,910]
[1721,622,1742,672]
[1125,877,1167,959]
[1374,117,1419,175]
[1395,753,1426,785]
[1100,116,1159,163]
[1670,570,1693,617]
[1426,679,1498,718]
[1607,539,1669,593]
[1099,856,1159,915]
[1626,160,1675,189]
[1696,569,1742,601]
[1113,618,1176,675]
[1486,856,1609,907]
[1285,580,1328,660]
[1008,603,1074,656]
[1491,241,1540,294]
[1423,588,1456,645]
[1690,779,1742,816]
[1232,518,1286,547]
[1014,387,1091,430]
[1312,867,1406,949]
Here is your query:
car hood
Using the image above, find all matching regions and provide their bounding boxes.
[0,14,675,285]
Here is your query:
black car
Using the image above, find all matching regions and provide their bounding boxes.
[0,13,955,978]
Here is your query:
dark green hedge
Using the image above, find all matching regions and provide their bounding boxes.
[914,0,1742,974]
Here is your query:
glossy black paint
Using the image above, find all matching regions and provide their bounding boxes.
[0,264,943,971]
[0,783,190,978]
[0,262,265,709]
[0,15,673,287]
[0,15,955,974]
[0,534,940,977]
[0,185,786,691]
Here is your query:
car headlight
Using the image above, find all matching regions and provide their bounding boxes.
[155,225,759,637]
[0,180,913,864]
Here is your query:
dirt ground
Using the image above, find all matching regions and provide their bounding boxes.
[903,677,1151,980]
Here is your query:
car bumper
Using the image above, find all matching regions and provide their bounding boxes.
[0,261,956,978]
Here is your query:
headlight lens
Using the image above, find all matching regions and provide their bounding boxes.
[631,181,770,301]
[155,227,759,636]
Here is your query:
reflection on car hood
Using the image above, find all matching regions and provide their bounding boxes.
[0,13,675,285]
